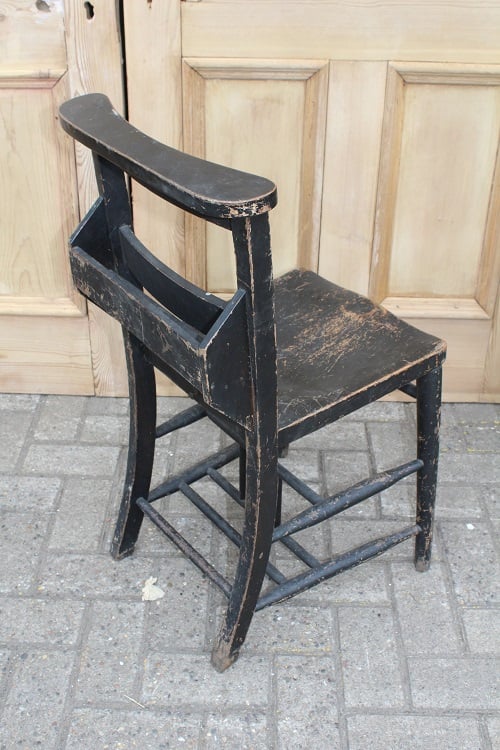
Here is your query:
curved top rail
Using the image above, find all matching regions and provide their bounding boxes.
[59,94,277,220]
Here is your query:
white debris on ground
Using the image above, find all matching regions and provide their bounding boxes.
[141,576,165,601]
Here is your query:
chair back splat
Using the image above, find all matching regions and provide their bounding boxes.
[60,93,446,671]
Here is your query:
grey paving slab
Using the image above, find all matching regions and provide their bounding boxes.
[80,414,129,444]
[0,410,33,471]
[0,475,61,511]
[408,656,500,709]
[65,708,202,749]
[0,650,74,750]
[142,653,270,708]
[0,393,40,410]
[275,655,340,750]
[23,443,121,477]
[0,598,85,646]
[391,561,461,654]
[439,520,499,605]
[242,603,334,655]
[49,477,113,551]
[338,606,405,708]
[346,715,483,750]
[205,712,268,749]
[76,600,145,704]
[487,715,500,750]
[323,450,371,494]
[461,608,500,653]
[33,395,85,441]
[0,511,50,593]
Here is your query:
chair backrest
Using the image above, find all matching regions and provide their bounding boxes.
[60,94,279,433]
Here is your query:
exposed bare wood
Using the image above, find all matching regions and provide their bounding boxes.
[319,61,387,294]
[181,1,500,63]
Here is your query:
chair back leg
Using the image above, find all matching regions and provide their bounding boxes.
[414,366,443,571]
[111,331,157,559]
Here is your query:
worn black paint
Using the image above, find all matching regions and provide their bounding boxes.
[61,93,446,671]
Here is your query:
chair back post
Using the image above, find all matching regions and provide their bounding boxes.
[92,154,133,279]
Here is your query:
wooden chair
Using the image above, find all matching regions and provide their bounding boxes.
[60,94,446,671]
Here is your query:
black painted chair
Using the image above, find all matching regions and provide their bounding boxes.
[60,94,446,671]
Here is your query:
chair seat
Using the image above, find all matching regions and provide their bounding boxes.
[275,270,445,442]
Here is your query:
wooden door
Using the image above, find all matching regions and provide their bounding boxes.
[0,0,124,395]
[124,0,500,402]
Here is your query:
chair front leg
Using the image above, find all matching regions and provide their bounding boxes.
[111,331,157,559]
[414,366,442,572]
[211,436,279,671]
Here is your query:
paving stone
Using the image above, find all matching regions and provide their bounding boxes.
[347,715,483,750]
[448,403,500,424]
[142,653,270,707]
[439,521,499,605]
[50,477,113,551]
[408,656,500,709]
[86,396,129,416]
[76,601,145,703]
[461,608,500,653]
[391,562,461,654]
[483,485,499,518]
[33,395,86,441]
[66,708,202,750]
[338,606,405,708]
[438,451,500,484]
[0,410,33,471]
[294,421,368,451]
[0,598,85,646]
[242,604,334,654]
[275,560,389,606]
[0,650,74,749]
[0,393,40,410]
[327,518,435,562]
[205,712,268,749]
[346,401,412,421]
[279,448,322,483]
[37,552,180,599]
[171,419,224,475]
[144,558,210,651]
[487,715,500,749]
[24,443,121,477]
[462,421,500,452]
[323,451,371,494]
[80,414,129,444]
[0,511,50,593]
[0,475,61,511]
[275,655,340,749]
[367,420,415,472]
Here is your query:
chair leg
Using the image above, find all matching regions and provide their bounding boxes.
[414,366,442,572]
[111,332,157,560]
[211,438,279,671]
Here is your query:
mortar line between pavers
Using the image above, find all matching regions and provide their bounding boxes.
[364,421,383,521]
[74,395,91,442]
[479,714,495,750]
[386,561,414,710]
[0,647,17,729]
[481,487,500,559]
[197,711,209,750]
[29,472,67,598]
[98,444,128,554]
[433,520,471,654]
[54,600,94,750]
[267,652,279,750]
[330,605,350,750]
[12,394,45,475]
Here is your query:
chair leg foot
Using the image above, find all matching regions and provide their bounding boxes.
[111,332,156,560]
[210,642,240,673]
[414,366,442,572]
